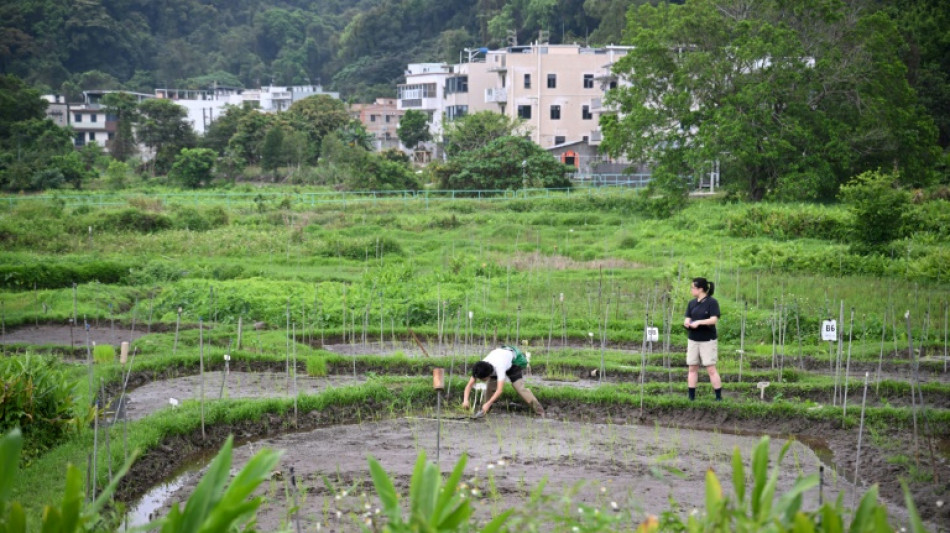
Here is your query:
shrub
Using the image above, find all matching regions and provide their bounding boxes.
[97,208,172,233]
[839,170,911,253]
[171,206,230,231]
[0,260,131,289]
[435,136,574,191]
[0,355,91,458]
[725,204,850,241]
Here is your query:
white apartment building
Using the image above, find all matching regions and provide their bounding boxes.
[397,44,631,160]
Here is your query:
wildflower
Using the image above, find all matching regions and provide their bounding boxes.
[497,459,506,466]
[487,464,495,470]
[578,507,584,514]
[611,501,619,510]
[937,500,944,508]
[600,486,606,493]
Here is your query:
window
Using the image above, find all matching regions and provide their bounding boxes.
[582,105,592,120]
[74,133,85,146]
[524,74,531,89]
[555,136,566,145]
[74,113,82,123]
[550,105,560,120]
[88,132,95,141]
[108,132,115,140]
[583,74,594,89]
[445,76,468,94]
[446,105,468,120]
[609,80,618,90]
[517,105,532,119]
[90,114,97,123]
[370,114,377,122]
[547,74,556,88]
[385,115,391,123]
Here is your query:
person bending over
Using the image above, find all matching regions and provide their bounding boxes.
[462,346,544,417]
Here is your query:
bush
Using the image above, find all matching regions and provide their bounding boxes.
[96,208,172,233]
[316,235,404,260]
[0,355,91,458]
[435,136,574,191]
[171,205,230,231]
[169,147,216,189]
[725,204,850,241]
[0,260,131,289]
[839,170,911,253]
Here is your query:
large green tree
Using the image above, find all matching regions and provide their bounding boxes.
[601,0,940,201]
[102,92,139,162]
[443,111,522,157]
[286,94,350,162]
[434,136,573,190]
[136,98,196,175]
[397,110,431,151]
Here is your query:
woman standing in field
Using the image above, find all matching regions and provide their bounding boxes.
[683,277,722,401]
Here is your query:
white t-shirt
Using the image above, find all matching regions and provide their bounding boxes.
[483,348,514,383]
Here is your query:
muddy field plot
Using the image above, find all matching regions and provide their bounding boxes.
[128,416,868,532]
[120,372,366,421]
[0,324,150,348]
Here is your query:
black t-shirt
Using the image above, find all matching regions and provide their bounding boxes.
[685,296,721,342]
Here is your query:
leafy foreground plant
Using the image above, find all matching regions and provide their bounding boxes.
[0,428,136,532]
[368,451,511,533]
[0,428,280,533]
[645,436,929,533]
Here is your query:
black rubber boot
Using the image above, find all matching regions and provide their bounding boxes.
[714,388,722,401]
[688,387,696,401]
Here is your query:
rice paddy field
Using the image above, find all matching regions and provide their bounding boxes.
[1,187,948,531]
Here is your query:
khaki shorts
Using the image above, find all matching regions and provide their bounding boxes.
[686,339,718,367]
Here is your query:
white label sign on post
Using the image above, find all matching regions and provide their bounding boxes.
[821,320,837,342]
[645,327,659,343]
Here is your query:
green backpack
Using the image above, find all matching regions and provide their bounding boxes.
[502,345,529,367]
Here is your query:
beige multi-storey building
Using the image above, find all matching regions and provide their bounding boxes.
[398,44,631,160]
[349,98,404,151]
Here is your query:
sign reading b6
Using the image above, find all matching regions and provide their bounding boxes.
[821,320,837,342]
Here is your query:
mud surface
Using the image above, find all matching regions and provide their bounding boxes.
[1,324,151,347]
[128,417,866,532]
[121,372,366,421]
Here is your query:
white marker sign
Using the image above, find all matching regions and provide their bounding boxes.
[821,320,837,342]
[645,327,660,343]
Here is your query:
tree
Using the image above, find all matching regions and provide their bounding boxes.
[397,109,431,151]
[601,0,940,202]
[102,92,139,162]
[434,136,573,190]
[443,111,522,157]
[260,126,285,172]
[286,95,350,162]
[169,147,216,188]
[136,98,196,175]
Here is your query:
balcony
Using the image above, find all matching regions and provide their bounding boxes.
[589,130,603,145]
[484,88,507,103]
[488,57,507,72]
[401,99,423,108]
[590,98,603,112]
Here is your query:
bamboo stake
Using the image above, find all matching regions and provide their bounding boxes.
[852,372,870,509]
[199,318,205,440]
[904,310,920,467]
[842,307,855,419]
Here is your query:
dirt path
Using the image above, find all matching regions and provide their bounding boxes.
[126,417,871,532]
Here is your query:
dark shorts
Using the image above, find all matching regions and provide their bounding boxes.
[505,364,524,383]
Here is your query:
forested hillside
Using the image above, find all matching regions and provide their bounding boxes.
[0,0,947,147]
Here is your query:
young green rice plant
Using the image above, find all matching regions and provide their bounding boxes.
[92,344,115,364]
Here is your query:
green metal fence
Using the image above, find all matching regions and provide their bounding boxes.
[0,182,647,211]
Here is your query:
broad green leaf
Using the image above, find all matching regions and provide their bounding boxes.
[848,485,879,533]
[5,502,26,533]
[751,436,770,516]
[200,448,281,533]
[436,453,467,520]
[58,465,84,533]
[901,481,926,533]
[368,456,402,525]
[775,473,818,523]
[437,500,472,530]
[793,511,815,533]
[479,509,513,533]
[732,446,746,504]
[0,429,23,506]
[178,436,234,533]
[705,468,723,519]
